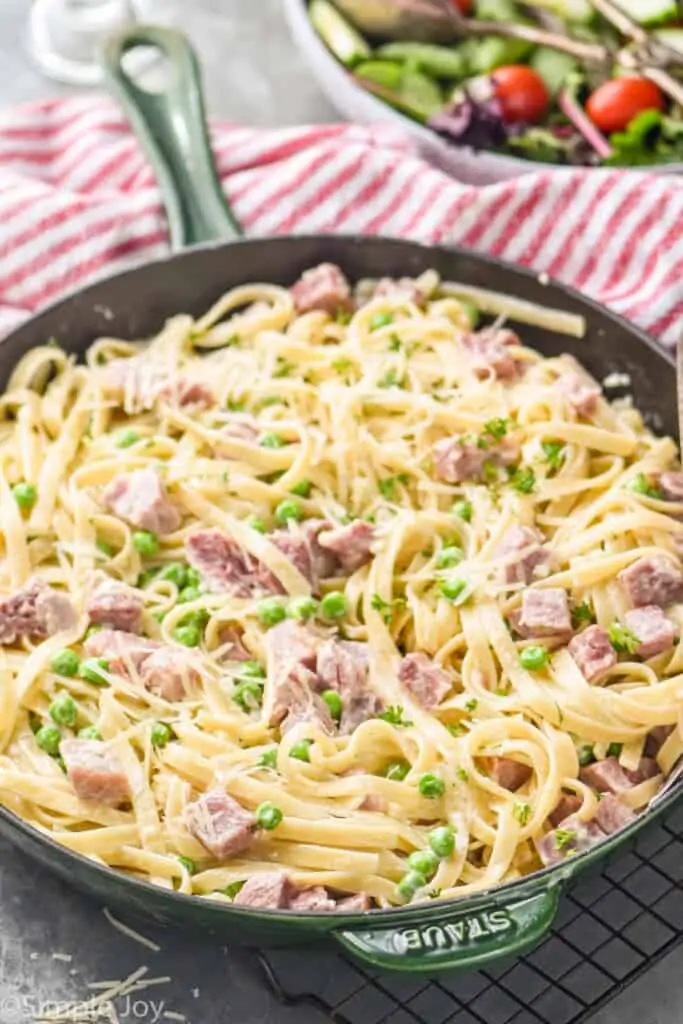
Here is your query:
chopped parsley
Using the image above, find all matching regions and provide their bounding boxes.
[273,358,295,379]
[378,705,413,728]
[223,880,246,900]
[608,622,640,655]
[370,593,407,624]
[447,723,466,737]
[509,466,536,494]
[388,334,402,352]
[514,803,532,826]
[465,698,478,714]
[370,312,394,331]
[554,829,576,851]
[482,418,510,443]
[606,742,623,759]
[571,601,596,628]
[541,440,566,472]
[626,473,662,500]
[377,368,405,389]
[332,356,353,374]
[455,767,470,782]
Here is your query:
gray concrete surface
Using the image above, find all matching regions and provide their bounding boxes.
[0,1,680,1022]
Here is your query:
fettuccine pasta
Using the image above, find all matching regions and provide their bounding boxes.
[0,262,681,912]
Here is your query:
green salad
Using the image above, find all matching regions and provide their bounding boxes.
[309,0,683,167]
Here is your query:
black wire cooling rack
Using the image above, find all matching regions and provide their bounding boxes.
[258,799,683,1024]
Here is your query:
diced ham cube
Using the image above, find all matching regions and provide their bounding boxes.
[265,621,334,736]
[157,379,214,408]
[184,789,256,860]
[60,739,129,807]
[335,892,373,912]
[494,525,554,586]
[537,815,605,866]
[287,886,337,912]
[517,588,571,639]
[234,872,294,909]
[659,471,683,502]
[218,626,251,662]
[548,793,583,828]
[623,605,677,658]
[595,794,636,834]
[618,555,683,609]
[559,372,601,418]
[569,626,616,683]
[301,519,339,580]
[271,528,316,587]
[103,468,181,535]
[140,646,200,702]
[316,639,381,734]
[186,529,282,597]
[372,277,424,305]
[84,629,160,676]
[291,263,353,316]
[318,521,376,574]
[87,580,143,634]
[490,757,532,792]
[580,756,659,794]
[101,358,213,409]
[433,437,487,484]
[0,578,76,645]
[645,725,674,758]
[397,652,451,709]
[463,328,523,382]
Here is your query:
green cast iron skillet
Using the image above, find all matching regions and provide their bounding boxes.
[0,24,679,975]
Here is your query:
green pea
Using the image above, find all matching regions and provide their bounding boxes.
[274,499,303,525]
[151,722,173,748]
[248,516,267,533]
[452,500,472,522]
[178,585,202,604]
[436,546,463,569]
[78,658,110,686]
[257,746,278,770]
[287,595,319,621]
[173,624,202,648]
[418,772,445,798]
[49,695,78,728]
[256,597,287,628]
[185,567,202,589]
[35,725,61,756]
[77,725,103,741]
[290,479,312,498]
[519,645,549,671]
[260,432,285,449]
[255,801,283,831]
[428,825,456,859]
[178,855,197,875]
[607,742,623,759]
[384,760,410,781]
[439,578,468,603]
[51,649,80,677]
[12,482,37,511]
[157,563,190,588]
[180,608,210,629]
[321,689,343,721]
[289,739,313,763]
[233,679,264,712]
[116,429,140,449]
[320,591,347,620]
[397,870,426,900]
[238,661,266,680]
[577,744,595,767]
[370,312,394,331]
[133,530,159,557]
[407,849,440,878]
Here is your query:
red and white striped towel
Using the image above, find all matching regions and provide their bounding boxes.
[0,95,681,344]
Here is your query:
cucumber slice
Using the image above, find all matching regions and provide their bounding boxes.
[399,69,444,116]
[354,60,404,91]
[613,0,677,25]
[524,0,594,22]
[530,48,578,97]
[309,0,371,67]
[656,28,683,55]
[377,43,465,80]
[467,35,534,75]
[475,0,523,20]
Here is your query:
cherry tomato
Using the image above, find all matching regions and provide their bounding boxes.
[450,0,473,11]
[491,66,550,125]
[585,77,665,135]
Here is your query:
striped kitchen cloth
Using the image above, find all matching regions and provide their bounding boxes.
[0,95,681,344]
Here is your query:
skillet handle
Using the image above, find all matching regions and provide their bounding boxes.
[101,25,243,250]
[334,885,561,974]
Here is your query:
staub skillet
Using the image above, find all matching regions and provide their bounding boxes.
[0,25,679,975]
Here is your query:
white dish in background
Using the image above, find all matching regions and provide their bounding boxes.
[282,0,683,185]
